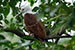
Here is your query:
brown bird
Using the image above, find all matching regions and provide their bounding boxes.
[24,13,47,42]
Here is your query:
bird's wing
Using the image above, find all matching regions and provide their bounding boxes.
[25,26,33,33]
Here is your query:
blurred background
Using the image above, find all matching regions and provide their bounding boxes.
[0,0,75,50]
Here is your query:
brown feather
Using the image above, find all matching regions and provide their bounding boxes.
[24,13,47,42]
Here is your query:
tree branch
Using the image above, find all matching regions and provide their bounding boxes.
[55,28,65,43]
[4,29,34,40]
[48,35,72,39]
[4,29,25,37]
[0,25,73,42]
[4,29,72,40]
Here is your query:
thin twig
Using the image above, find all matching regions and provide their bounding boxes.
[55,28,65,44]
[48,35,72,39]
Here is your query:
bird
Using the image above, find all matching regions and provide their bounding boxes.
[24,13,47,42]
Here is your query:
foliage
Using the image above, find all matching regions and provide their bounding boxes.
[0,0,75,50]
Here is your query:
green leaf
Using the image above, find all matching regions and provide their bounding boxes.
[22,36,35,40]
[0,14,3,20]
[16,16,23,23]
[36,13,44,21]
[50,4,62,17]
[21,39,25,43]
[32,40,45,50]
[53,0,59,3]
[11,42,20,47]
[9,0,18,8]
[47,15,61,22]
[32,40,41,49]
[10,18,14,22]
[3,4,10,17]
[3,48,9,50]
[71,36,75,41]
[32,43,37,49]
[4,19,9,24]
[0,6,3,13]
[41,0,45,3]
[32,7,39,12]
[46,42,55,46]
[68,8,75,30]
[0,40,11,45]
[2,0,8,6]
[28,0,35,6]
[10,23,15,29]
[52,20,65,34]
[0,35,5,39]
[52,45,65,50]
[0,21,2,24]
[12,7,19,16]
[13,43,32,50]
[0,40,10,47]
[0,0,2,5]
[9,0,19,16]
